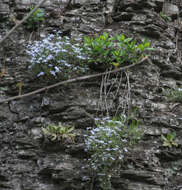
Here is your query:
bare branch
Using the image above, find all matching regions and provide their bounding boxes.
[0,56,148,104]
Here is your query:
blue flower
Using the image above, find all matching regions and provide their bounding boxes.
[37,72,45,77]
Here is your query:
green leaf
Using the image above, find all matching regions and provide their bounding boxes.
[145,48,155,51]
[124,38,132,43]
[172,141,178,147]
[117,34,125,42]
[112,62,120,68]
[168,132,176,141]
[100,32,109,41]
[42,127,49,135]
[51,134,57,141]
[144,42,150,48]
[121,34,125,41]
[163,141,171,147]
[137,44,144,51]
[67,127,75,133]
[161,135,168,142]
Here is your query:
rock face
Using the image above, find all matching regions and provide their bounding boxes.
[1,0,182,190]
[163,2,179,17]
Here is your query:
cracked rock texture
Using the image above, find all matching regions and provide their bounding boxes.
[1,0,182,190]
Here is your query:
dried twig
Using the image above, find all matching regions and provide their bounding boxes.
[99,67,120,116]
[125,71,131,115]
[63,0,72,12]
[0,56,148,104]
[113,72,123,116]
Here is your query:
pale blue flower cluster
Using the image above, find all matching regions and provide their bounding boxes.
[26,33,87,78]
[85,114,141,190]
[85,117,128,171]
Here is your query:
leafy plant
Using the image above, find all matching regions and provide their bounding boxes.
[42,123,75,143]
[163,88,182,102]
[161,132,178,148]
[25,5,45,30]
[160,12,172,22]
[84,114,142,190]
[82,32,153,71]
[83,32,112,65]
[26,33,87,78]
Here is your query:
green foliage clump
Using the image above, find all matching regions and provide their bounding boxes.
[161,132,178,148]
[163,88,182,102]
[25,6,45,30]
[82,32,153,70]
[42,123,75,143]
[27,32,153,79]
[84,114,142,190]
[160,12,172,22]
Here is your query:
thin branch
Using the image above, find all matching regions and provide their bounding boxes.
[125,71,131,115]
[0,56,148,104]
[63,0,72,12]
[0,0,47,45]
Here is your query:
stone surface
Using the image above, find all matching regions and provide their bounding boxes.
[1,0,182,190]
[163,2,179,17]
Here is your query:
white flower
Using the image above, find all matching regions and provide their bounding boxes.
[37,72,45,77]
[123,147,128,152]
[50,70,56,76]
[64,63,72,67]
[40,33,46,38]
[62,49,68,53]
[54,66,60,72]
[47,54,54,60]
[27,33,85,78]
[49,34,55,38]
[77,55,86,60]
